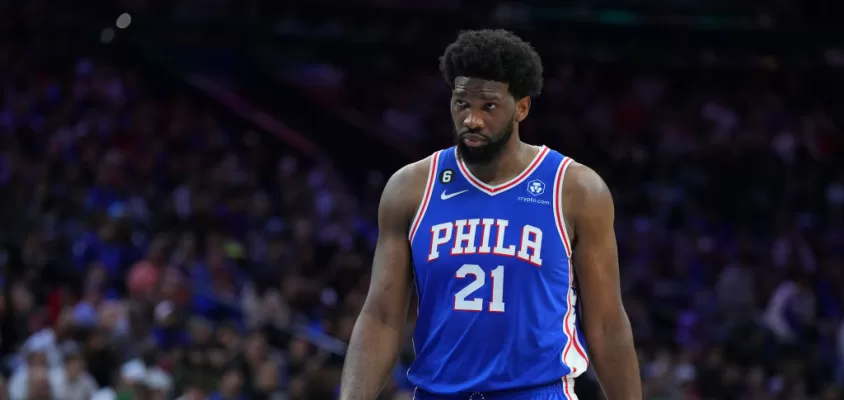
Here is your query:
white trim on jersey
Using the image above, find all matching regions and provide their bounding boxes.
[562,375,578,399]
[408,151,441,243]
[407,279,421,382]
[455,145,550,196]
[552,156,590,377]
[553,157,575,255]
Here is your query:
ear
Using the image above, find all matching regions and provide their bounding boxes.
[515,96,531,123]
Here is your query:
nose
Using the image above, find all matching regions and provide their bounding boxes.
[462,110,484,131]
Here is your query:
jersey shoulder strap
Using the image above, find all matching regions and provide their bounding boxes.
[549,150,576,257]
[433,146,460,184]
[408,148,452,242]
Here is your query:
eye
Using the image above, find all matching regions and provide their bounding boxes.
[483,103,497,111]
[454,99,468,108]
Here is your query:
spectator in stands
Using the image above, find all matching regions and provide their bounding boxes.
[8,350,55,400]
[52,350,99,400]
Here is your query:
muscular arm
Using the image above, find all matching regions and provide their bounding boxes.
[565,164,641,400]
[339,161,426,400]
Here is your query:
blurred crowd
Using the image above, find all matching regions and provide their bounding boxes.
[0,24,373,400]
[2,2,844,400]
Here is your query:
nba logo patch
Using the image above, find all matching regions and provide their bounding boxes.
[526,179,546,196]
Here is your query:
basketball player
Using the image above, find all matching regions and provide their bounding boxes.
[340,29,641,400]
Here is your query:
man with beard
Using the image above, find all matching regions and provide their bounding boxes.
[340,29,641,400]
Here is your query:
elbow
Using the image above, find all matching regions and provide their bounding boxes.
[360,299,405,331]
[584,306,633,340]
[581,310,636,367]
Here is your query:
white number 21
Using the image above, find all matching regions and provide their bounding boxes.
[453,264,505,312]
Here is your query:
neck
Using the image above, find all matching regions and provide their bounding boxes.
[461,136,528,184]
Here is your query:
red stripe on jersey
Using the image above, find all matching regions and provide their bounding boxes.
[408,151,441,242]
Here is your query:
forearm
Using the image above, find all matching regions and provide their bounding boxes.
[339,312,404,400]
[586,315,642,400]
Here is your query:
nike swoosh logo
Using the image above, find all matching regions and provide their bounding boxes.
[440,190,468,200]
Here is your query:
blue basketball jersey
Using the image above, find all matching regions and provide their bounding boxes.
[407,146,589,396]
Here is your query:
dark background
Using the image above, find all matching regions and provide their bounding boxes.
[0,0,842,399]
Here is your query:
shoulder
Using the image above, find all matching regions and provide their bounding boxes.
[9,368,26,387]
[561,162,611,202]
[49,368,66,388]
[379,153,439,228]
[391,153,436,189]
[559,161,614,229]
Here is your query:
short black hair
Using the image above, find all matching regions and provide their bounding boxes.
[439,29,544,99]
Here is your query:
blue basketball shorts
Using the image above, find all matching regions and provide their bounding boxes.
[413,377,578,400]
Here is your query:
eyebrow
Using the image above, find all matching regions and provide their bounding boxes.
[453,90,502,101]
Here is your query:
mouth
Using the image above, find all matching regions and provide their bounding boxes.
[461,133,487,148]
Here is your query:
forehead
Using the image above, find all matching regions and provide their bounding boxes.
[453,77,510,99]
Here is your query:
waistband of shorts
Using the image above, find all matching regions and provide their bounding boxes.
[414,377,573,400]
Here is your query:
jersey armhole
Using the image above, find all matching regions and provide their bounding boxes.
[552,157,575,257]
[408,151,441,243]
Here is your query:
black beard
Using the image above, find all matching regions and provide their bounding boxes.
[455,119,514,165]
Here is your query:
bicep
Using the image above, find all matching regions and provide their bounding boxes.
[568,167,624,320]
[363,230,413,327]
[360,174,415,328]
